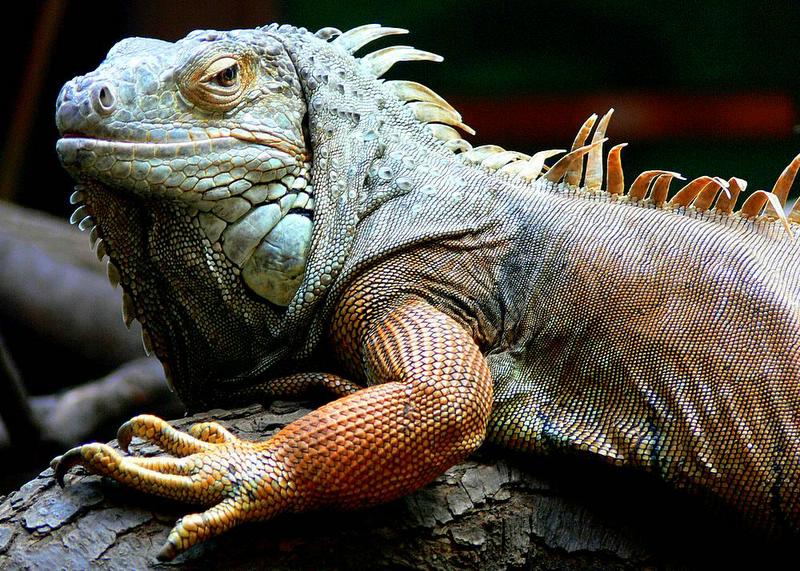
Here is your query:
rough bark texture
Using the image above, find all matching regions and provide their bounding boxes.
[0,401,791,570]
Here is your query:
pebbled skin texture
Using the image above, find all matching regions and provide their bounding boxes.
[52,22,800,559]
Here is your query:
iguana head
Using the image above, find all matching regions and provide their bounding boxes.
[55,24,475,406]
[56,29,312,305]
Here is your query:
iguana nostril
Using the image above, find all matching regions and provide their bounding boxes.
[92,83,116,115]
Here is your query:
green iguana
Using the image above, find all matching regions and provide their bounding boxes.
[52,23,800,560]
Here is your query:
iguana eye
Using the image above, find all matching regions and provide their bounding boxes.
[178,55,250,111]
[201,57,241,87]
[214,63,239,87]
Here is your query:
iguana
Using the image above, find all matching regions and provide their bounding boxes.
[52,23,800,560]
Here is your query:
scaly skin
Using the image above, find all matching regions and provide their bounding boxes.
[52,23,800,559]
[56,292,492,559]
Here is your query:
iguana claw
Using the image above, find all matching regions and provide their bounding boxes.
[116,420,134,453]
[53,447,86,487]
[156,541,178,562]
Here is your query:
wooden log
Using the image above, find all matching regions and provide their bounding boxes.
[0,401,792,569]
[0,201,143,367]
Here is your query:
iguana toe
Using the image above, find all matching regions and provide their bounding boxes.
[157,499,247,561]
[187,421,236,444]
[116,414,217,456]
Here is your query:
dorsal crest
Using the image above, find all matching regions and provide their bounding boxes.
[319,24,799,239]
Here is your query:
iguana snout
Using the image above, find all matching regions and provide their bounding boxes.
[56,75,116,130]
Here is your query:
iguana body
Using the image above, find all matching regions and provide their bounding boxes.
[53,23,800,559]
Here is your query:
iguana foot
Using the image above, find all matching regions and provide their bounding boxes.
[52,416,292,560]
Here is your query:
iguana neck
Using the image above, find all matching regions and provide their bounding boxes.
[273,27,486,357]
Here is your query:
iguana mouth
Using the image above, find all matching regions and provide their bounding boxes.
[58,135,253,162]
[58,134,241,152]
[57,134,303,162]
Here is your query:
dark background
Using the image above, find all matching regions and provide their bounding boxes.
[2,0,800,217]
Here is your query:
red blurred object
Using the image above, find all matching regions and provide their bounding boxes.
[451,93,796,142]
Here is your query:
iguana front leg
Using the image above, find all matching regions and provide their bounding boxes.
[229,371,363,401]
[53,298,493,560]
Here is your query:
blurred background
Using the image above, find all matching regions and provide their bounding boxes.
[0,0,799,492]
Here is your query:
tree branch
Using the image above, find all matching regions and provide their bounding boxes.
[0,401,790,569]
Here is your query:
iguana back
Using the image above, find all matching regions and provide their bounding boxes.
[315,103,800,532]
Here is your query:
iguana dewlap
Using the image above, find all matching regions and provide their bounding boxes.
[52,23,800,560]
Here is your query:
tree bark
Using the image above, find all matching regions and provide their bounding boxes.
[0,401,790,570]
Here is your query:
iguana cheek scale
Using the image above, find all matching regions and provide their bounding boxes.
[51,23,800,560]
